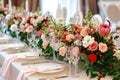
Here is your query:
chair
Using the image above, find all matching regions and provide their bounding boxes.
[98,0,120,24]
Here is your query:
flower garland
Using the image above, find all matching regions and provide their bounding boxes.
[0,10,120,80]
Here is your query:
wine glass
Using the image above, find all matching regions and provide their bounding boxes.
[65,46,74,77]
[34,36,41,55]
[71,52,80,77]
[27,33,34,52]
[49,35,58,61]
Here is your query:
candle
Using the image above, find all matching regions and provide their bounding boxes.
[1,0,4,8]
[56,1,62,18]
[73,0,83,26]
[9,0,12,13]
[26,0,29,12]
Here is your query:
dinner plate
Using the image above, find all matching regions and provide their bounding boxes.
[37,62,65,73]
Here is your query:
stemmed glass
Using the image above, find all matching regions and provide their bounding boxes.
[49,35,58,61]
[66,46,80,77]
[27,32,34,52]
[71,51,80,77]
[34,36,41,55]
[65,46,74,77]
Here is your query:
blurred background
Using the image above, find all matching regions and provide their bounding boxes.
[0,0,120,27]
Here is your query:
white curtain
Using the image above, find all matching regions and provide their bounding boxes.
[41,0,81,21]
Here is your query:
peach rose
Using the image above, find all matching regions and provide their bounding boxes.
[99,43,108,53]
[66,34,75,42]
[88,41,98,51]
[80,28,88,37]
[71,47,80,57]
[42,41,49,49]
[59,47,66,56]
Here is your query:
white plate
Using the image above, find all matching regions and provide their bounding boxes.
[37,62,65,73]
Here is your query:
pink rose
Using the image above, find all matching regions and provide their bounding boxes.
[30,18,34,24]
[21,27,26,33]
[47,25,55,32]
[36,30,44,36]
[88,41,98,51]
[51,36,56,43]
[71,47,80,57]
[42,41,49,49]
[59,47,66,56]
[25,23,29,28]
[98,21,111,36]
[99,43,108,53]
[80,28,88,37]
[3,8,9,11]
[22,18,27,23]
[66,34,75,42]
[26,25,33,32]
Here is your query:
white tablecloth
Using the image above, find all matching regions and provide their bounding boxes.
[0,34,113,80]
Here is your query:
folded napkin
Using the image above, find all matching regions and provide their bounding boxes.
[16,68,38,80]
[1,56,18,80]
[0,45,8,50]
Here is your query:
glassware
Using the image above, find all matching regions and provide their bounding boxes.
[66,46,80,77]
[71,52,80,77]
[27,33,34,52]
[65,47,74,77]
[49,35,58,61]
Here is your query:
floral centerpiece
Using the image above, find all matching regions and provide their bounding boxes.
[0,10,120,80]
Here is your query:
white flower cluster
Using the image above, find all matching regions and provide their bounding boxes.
[114,50,120,60]
[82,35,94,48]
[10,24,18,31]
[5,14,13,20]
[56,17,65,26]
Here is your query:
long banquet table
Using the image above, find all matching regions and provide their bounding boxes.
[0,34,113,80]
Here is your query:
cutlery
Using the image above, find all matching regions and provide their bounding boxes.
[21,60,50,65]
[39,76,68,80]
[6,49,28,54]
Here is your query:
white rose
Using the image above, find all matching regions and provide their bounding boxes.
[82,35,94,48]
[41,34,47,41]
[114,50,120,60]
[25,25,33,33]
[10,24,18,31]
[74,39,81,46]
[15,21,19,25]
[37,16,43,23]
[5,14,12,20]
[32,20,38,26]
[49,32,55,37]
[56,17,65,26]
[20,23,24,28]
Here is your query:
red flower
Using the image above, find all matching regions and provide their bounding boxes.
[88,53,97,63]
[98,20,111,36]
